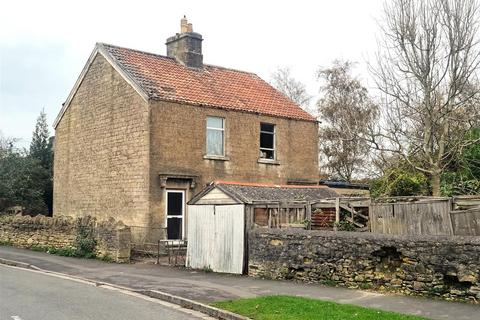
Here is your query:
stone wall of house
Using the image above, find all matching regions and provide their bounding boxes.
[0,215,131,262]
[52,50,320,234]
[248,229,480,302]
[148,100,320,229]
[53,53,150,227]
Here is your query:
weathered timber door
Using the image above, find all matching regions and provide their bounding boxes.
[186,204,245,274]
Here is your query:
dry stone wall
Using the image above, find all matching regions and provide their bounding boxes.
[249,229,480,302]
[0,214,131,262]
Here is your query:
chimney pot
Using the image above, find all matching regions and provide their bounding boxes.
[181,16,188,33]
[187,23,193,32]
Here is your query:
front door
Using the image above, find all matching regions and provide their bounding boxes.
[166,190,184,240]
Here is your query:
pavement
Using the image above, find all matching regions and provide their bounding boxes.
[0,246,478,320]
[0,264,211,320]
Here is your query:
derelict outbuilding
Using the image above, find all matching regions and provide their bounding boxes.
[186,181,338,274]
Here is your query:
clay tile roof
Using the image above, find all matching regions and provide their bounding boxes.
[101,43,316,122]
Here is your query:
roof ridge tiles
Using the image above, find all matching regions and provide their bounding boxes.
[99,42,258,76]
[98,42,176,61]
[215,180,327,189]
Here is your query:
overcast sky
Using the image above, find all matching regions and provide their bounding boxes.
[0,0,384,146]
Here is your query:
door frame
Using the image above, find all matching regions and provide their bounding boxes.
[165,189,186,240]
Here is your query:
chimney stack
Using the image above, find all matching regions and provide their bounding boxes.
[166,16,203,69]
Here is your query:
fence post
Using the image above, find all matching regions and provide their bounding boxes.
[334,197,340,231]
[447,198,455,236]
[306,201,312,230]
[157,240,160,265]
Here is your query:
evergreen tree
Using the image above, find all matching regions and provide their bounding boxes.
[0,131,48,215]
[29,109,53,215]
[30,109,52,170]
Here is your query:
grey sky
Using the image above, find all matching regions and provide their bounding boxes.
[0,0,383,146]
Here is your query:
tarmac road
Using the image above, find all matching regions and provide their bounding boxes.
[0,264,209,320]
[1,246,479,320]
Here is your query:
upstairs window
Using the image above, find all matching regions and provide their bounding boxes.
[206,116,225,156]
[260,123,275,160]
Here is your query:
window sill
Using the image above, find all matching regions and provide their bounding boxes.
[258,158,280,165]
[203,155,230,161]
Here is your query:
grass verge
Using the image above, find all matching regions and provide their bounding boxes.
[212,295,427,320]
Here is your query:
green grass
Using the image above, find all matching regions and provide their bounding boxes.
[212,295,427,320]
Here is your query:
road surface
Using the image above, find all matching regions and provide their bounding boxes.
[0,264,208,320]
[1,246,479,320]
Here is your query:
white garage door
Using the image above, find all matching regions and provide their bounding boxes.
[186,204,245,274]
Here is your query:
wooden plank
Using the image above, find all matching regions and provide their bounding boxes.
[451,208,480,236]
[186,205,215,270]
[312,203,338,209]
[354,211,369,220]
[306,202,312,230]
[453,195,480,210]
[267,205,271,228]
[334,197,340,231]
[213,205,245,274]
[370,200,453,236]
[345,217,364,228]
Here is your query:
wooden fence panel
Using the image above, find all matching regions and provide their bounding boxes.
[370,201,453,236]
[450,208,480,236]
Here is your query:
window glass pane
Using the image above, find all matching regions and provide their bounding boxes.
[260,132,274,149]
[207,129,224,155]
[207,117,223,129]
[167,192,183,216]
[260,123,274,133]
[260,123,275,160]
[167,217,182,239]
[260,149,275,160]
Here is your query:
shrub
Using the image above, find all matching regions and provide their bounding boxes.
[74,224,97,258]
[334,220,355,231]
[370,168,429,198]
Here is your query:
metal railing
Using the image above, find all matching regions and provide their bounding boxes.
[129,226,166,257]
[128,226,187,265]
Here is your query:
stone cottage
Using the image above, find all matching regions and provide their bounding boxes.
[53,17,321,240]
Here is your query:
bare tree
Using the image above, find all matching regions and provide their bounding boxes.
[317,61,378,181]
[370,0,480,195]
[271,67,312,110]
[0,131,18,158]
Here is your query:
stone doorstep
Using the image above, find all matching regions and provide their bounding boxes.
[0,258,249,320]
